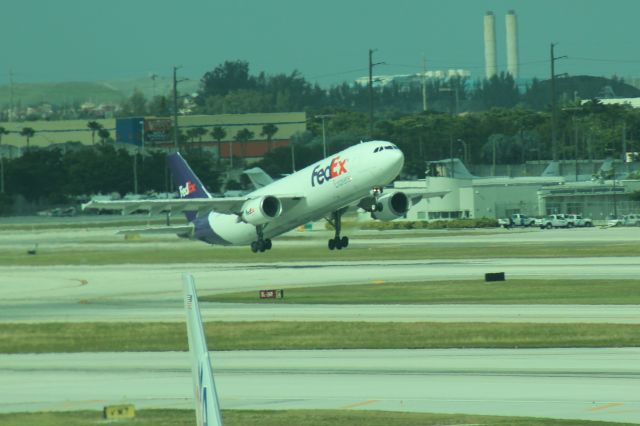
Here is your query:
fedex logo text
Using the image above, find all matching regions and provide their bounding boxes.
[179,181,197,197]
[311,156,347,187]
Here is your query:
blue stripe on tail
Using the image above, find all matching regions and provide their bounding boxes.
[167,153,211,222]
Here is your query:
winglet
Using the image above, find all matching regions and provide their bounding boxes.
[182,273,224,426]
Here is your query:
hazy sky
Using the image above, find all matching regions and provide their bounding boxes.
[3,0,639,87]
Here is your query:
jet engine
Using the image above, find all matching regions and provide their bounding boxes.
[371,191,409,221]
[241,196,282,226]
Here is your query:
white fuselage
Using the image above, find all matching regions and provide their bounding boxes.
[199,141,404,245]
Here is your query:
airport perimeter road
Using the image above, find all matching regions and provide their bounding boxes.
[2,257,640,323]
[1,349,639,423]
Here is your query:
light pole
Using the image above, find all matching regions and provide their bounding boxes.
[290,138,296,173]
[457,138,468,164]
[315,114,334,158]
[606,148,618,218]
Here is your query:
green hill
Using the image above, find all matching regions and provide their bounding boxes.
[0,77,200,108]
[0,81,124,107]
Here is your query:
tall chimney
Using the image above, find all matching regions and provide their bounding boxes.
[484,11,497,79]
[505,10,519,78]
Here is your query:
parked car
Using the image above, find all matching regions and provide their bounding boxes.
[498,213,536,228]
[607,215,623,227]
[623,214,640,226]
[565,214,593,227]
[538,214,569,229]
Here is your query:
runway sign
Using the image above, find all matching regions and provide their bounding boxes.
[485,272,506,282]
[103,404,135,419]
[259,289,284,299]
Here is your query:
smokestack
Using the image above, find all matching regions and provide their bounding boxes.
[483,11,497,79]
[505,10,519,78]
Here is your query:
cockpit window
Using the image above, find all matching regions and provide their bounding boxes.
[374,145,399,153]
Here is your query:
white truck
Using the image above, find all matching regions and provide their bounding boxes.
[538,214,569,229]
[565,214,593,227]
[498,213,536,228]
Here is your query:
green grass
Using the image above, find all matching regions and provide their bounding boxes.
[0,409,633,426]
[2,321,640,353]
[4,241,640,265]
[0,218,168,231]
[202,279,640,305]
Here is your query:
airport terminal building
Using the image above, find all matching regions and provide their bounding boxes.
[390,159,640,223]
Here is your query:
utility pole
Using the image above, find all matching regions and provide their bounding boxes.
[8,69,15,122]
[315,114,334,158]
[550,43,567,161]
[172,66,182,152]
[422,54,428,112]
[368,49,384,137]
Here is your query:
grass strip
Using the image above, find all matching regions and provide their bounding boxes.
[2,321,640,353]
[0,218,168,231]
[202,279,640,305]
[0,409,634,426]
[3,241,640,265]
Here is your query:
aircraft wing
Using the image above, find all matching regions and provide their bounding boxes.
[183,273,224,426]
[396,188,450,205]
[82,194,305,216]
[356,189,450,211]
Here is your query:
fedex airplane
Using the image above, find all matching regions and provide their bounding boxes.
[183,273,223,426]
[83,140,446,253]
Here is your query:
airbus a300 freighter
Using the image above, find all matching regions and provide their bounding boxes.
[83,141,445,252]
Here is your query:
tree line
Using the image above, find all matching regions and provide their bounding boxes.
[115,60,640,118]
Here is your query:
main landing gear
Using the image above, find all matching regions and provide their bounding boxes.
[250,225,272,253]
[327,209,349,250]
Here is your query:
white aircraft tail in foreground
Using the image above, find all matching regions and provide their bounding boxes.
[183,273,223,426]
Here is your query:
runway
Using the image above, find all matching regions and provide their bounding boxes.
[1,257,640,323]
[3,225,640,423]
[2,348,640,423]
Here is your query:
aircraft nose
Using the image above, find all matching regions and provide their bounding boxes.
[394,147,405,171]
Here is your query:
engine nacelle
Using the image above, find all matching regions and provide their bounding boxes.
[371,191,409,221]
[241,195,282,226]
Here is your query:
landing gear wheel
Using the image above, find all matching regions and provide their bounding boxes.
[257,240,266,252]
[250,241,258,253]
[265,239,272,250]
[327,208,349,251]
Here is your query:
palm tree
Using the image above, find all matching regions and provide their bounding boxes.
[0,126,9,194]
[20,127,35,152]
[261,123,278,153]
[98,128,110,145]
[211,126,226,166]
[191,127,208,153]
[87,121,103,145]
[185,128,200,151]
[234,128,254,167]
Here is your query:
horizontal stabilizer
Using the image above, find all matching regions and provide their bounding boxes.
[243,167,274,189]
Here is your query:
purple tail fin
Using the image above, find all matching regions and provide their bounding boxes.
[167,153,211,222]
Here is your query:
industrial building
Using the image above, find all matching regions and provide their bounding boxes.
[0,112,306,161]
